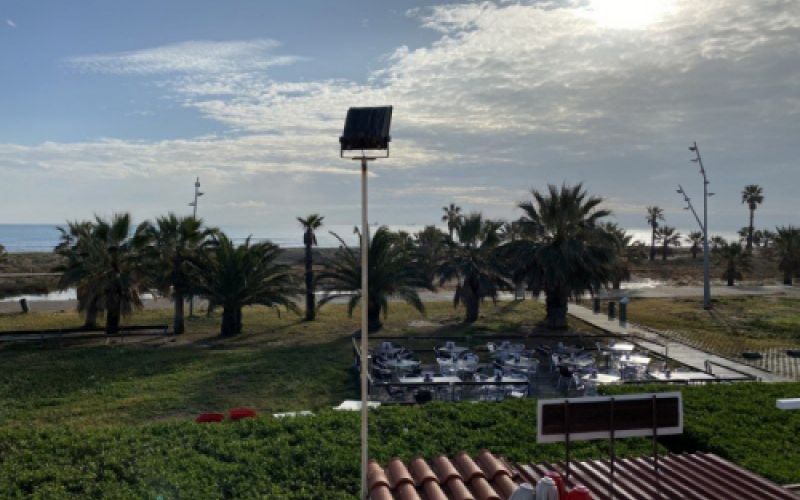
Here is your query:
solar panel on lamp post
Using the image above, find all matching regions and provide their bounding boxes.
[339,106,392,500]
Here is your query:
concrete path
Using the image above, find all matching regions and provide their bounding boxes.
[567,302,791,382]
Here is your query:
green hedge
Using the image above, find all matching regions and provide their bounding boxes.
[1,383,798,498]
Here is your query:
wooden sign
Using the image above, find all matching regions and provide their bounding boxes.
[537,392,682,443]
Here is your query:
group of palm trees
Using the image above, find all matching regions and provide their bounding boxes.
[645,184,800,286]
[51,181,800,337]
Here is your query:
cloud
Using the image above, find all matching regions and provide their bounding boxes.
[6,19,16,28]
[4,0,800,232]
[65,39,301,75]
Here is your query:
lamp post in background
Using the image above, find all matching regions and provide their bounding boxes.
[188,177,203,317]
[677,142,712,310]
[339,106,393,500]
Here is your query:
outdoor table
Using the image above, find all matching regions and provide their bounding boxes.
[438,345,469,356]
[375,342,403,356]
[582,373,621,384]
[383,358,420,371]
[502,357,539,371]
[649,370,716,381]
[559,355,595,368]
[617,354,651,365]
[607,342,635,352]
[496,341,526,353]
[398,376,462,384]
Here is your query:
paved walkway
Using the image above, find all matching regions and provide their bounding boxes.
[567,303,791,382]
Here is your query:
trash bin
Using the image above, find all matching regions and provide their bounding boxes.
[607,301,616,320]
[592,298,601,314]
[19,298,29,314]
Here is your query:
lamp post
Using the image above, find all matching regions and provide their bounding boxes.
[339,106,393,500]
[678,142,712,310]
[188,177,203,317]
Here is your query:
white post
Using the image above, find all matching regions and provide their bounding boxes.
[360,156,369,500]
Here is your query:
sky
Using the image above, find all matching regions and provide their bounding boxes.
[1,0,799,241]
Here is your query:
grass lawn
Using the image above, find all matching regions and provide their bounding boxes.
[1,299,799,497]
[627,295,800,355]
[1,299,605,428]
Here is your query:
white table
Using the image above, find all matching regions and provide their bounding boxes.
[503,358,539,371]
[582,373,621,384]
[618,354,651,365]
[399,376,462,384]
[383,358,420,370]
[559,355,595,368]
[608,342,636,352]
[649,371,716,381]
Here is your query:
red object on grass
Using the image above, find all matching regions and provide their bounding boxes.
[229,407,257,421]
[566,485,592,500]
[545,471,567,499]
[195,412,225,423]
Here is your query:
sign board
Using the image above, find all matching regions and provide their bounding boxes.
[537,392,682,443]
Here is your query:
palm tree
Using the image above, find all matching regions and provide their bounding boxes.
[646,206,664,261]
[438,214,510,323]
[413,225,447,289]
[773,226,800,285]
[188,234,297,337]
[441,203,463,241]
[317,227,430,332]
[512,184,616,329]
[761,229,776,248]
[716,242,749,286]
[686,231,703,259]
[57,214,152,334]
[141,214,214,335]
[741,184,764,251]
[710,235,727,251]
[0,244,6,266]
[656,226,681,261]
[601,223,635,290]
[297,214,324,321]
[737,227,749,245]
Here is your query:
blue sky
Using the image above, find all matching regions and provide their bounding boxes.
[1,0,799,241]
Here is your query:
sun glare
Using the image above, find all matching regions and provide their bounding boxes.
[584,0,675,30]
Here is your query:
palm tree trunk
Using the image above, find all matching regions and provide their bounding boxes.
[691,247,698,259]
[221,305,237,336]
[173,291,185,335]
[304,236,315,321]
[650,227,656,261]
[367,298,382,332]
[747,209,754,250]
[784,271,793,286]
[106,292,120,335]
[462,283,480,323]
[545,289,568,329]
[612,279,621,290]
[662,243,667,261]
[84,301,99,329]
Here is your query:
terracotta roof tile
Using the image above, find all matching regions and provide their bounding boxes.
[369,451,798,500]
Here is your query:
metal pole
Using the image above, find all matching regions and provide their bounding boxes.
[691,142,712,310]
[360,156,369,500]
[189,177,200,317]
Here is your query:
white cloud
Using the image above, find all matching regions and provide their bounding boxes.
[6,19,16,28]
[65,39,301,75]
[3,0,800,231]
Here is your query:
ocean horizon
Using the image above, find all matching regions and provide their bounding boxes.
[0,223,739,253]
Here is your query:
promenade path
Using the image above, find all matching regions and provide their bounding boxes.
[567,302,791,382]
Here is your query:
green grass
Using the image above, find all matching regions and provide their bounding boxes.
[627,295,800,353]
[2,300,603,428]
[2,300,799,497]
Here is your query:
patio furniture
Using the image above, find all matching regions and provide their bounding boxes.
[617,353,651,366]
[557,365,575,389]
[437,341,469,356]
[581,372,621,385]
[649,370,716,381]
[607,341,635,353]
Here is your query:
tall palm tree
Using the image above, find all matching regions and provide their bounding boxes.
[601,222,634,289]
[716,242,749,286]
[438,214,510,323]
[773,226,800,286]
[710,235,727,251]
[741,184,764,251]
[141,214,215,335]
[512,184,616,329]
[413,225,447,289]
[441,203,463,241]
[57,214,152,334]
[646,206,664,261]
[317,227,430,332]
[188,234,297,337]
[761,229,776,248]
[687,231,703,260]
[656,226,681,261]
[55,221,102,328]
[297,213,324,321]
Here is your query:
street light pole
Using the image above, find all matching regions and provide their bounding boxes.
[188,177,203,317]
[359,155,370,500]
[689,142,712,310]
